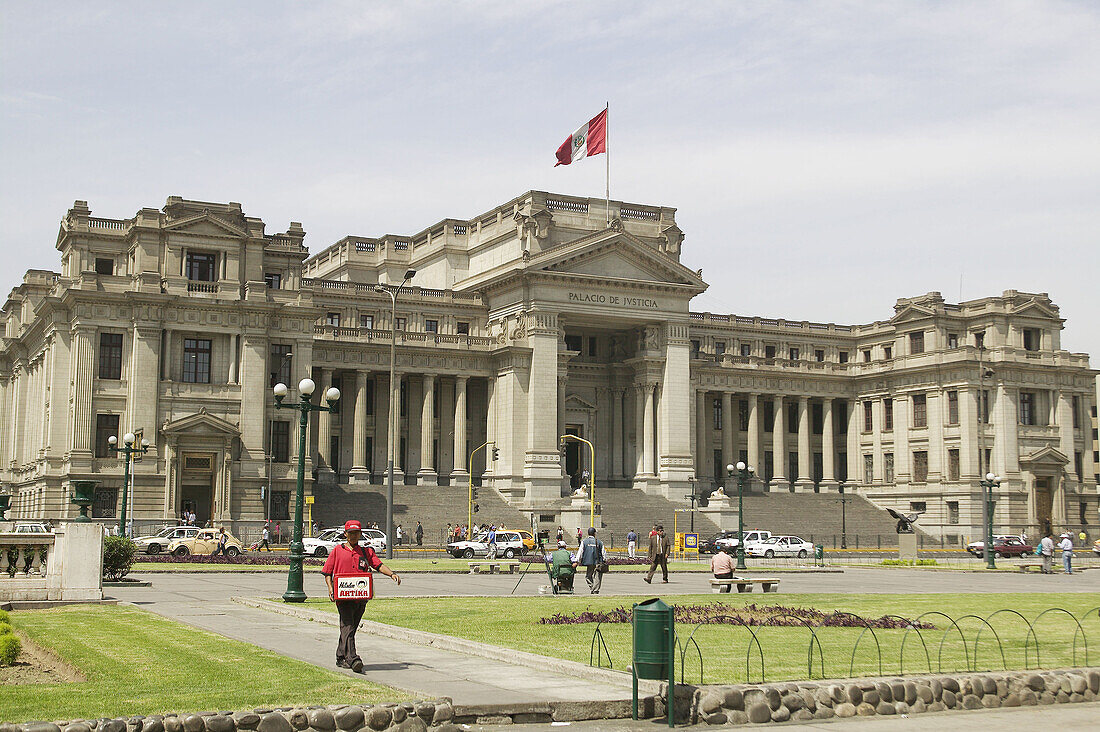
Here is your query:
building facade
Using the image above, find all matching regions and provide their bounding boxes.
[1,192,1096,539]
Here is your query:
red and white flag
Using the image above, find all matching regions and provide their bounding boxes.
[554,108,607,166]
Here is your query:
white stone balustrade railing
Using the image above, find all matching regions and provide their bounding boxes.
[0,524,102,602]
[0,534,53,579]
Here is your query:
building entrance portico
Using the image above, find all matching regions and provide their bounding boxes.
[1020,445,1071,537]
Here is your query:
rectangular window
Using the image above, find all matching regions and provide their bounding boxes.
[270,344,292,388]
[95,257,114,275]
[330,435,340,475]
[913,451,928,482]
[564,334,582,351]
[457,321,470,335]
[763,401,774,432]
[714,342,726,360]
[264,272,282,289]
[185,251,217,281]
[588,337,597,357]
[863,454,874,484]
[359,314,374,329]
[863,401,873,432]
[763,451,774,482]
[910,501,927,513]
[948,448,960,481]
[814,349,825,362]
[863,349,872,363]
[1019,391,1035,426]
[740,343,751,357]
[789,452,798,481]
[947,501,959,525]
[326,312,341,327]
[98,332,123,380]
[395,317,407,331]
[765,345,776,359]
[839,351,849,363]
[813,452,823,483]
[838,401,848,433]
[93,487,118,518]
[182,338,211,383]
[424,319,439,333]
[271,492,291,521]
[787,402,798,433]
[912,393,927,428]
[812,403,823,435]
[909,332,924,354]
[788,347,800,361]
[980,390,990,423]
[713,398,723,431]
[947,333,959,349]
[271,421,290,462]
[95,414,120,458]
[884,452,895,482]
[739,400,749,431]
[947,390,959,425]
[1072,396,1081,429]
[884,398,894,430]
[690,339,700,357]
[883,345,893,360]
[837,452,848,482]
[1023,328,1041,351]
[1075,451,1083,479]
[974,331,985,349]
[399,380,407,416]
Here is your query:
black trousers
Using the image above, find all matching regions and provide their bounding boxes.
[714,570,733,593]
[336,600,367,664]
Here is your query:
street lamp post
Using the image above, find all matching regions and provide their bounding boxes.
[560,434,597,527]
[108,432,150,537]
[267,351,293,521]
[980,471,1002,570]
[728,461,754,571]
[375,269,416,560]
[839,489,852,549]
[273,378,340,602]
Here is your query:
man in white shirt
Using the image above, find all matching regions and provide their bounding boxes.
[1058,533,1074,574]
[1039,533,1054,574]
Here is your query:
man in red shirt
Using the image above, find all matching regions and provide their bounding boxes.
[322,520,401,672]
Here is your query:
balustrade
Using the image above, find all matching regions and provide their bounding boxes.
[0,533,54,580]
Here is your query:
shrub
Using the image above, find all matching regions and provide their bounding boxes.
[880,558,938,567]
[0,634,20,666]
[0,608,8,624]
[103,536,138,581]
[0,622,12,636]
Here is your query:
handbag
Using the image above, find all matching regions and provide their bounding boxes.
[596,541,609,574]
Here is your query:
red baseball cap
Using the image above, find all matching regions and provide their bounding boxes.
[344,520,362,532]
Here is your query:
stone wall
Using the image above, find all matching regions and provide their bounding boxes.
[689,667,1100,725]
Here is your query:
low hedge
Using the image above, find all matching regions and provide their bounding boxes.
[0,634,20,666]
[102,536,138,581]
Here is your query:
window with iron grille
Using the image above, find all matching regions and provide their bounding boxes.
[884,452,895,482]
[95,414,120,458]
[948,448,960,481]
[947,390,959,425]
[763,401,774,432]
[912,394,927,428]
[863,401,873,432]
[884,398,894,430]
[1019,391,1035,425]
[909,332,924,354]
[863,454,873,484]
[812,403,823,435]
[1072,395,1081,428]
[912,451,928,482]
[788,402,798,433]
[93,487,117,518]
[99,332,123,380]
[182,338,211,383]
[739,399,749,431]
[271,421,290,463]
[713,398,723,431]
[947,501,959,524]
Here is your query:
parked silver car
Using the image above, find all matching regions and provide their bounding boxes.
[135,525,200,554]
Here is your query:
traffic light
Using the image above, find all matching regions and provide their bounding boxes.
[471,488,479,501]
[594,501,602,514]
[473,504,480,513]
[491,446,499,461]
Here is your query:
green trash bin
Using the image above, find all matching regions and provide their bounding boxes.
[815,544,824,564]
[632,597,675,726]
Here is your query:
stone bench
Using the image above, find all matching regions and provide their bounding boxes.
[468,560,521,574]
[710,577,780,593]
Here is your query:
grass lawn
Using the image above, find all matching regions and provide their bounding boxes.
[296,593,1100,685]
[2,605,408,722]
[130,558,787,573]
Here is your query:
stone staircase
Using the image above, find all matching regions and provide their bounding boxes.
[725,491,911,546]
[312,482,530,545]
[591,487,720,547]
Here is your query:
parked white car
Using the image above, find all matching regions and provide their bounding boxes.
[447,530,526,559]
[746,535,814,558]
[12,522,51,534]
[715,530,772,551]
[135,525,200,554]
[303,527,387,557]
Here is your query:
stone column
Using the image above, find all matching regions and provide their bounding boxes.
[452,376,468,479]
[418,374,437,485]
[70,326,95,457]
[316,368,334,475]
[522,311,566,503]
[747,393,761,490]
[644,383,657,477]
[657,323,695,495]
[894,396,910,485]
[721,392,734,485]
[959,387,979,480]
[483,375,495,477]
[996,384,1020,480]
[392,373,404,476]
[350,370,370,482]
[847,399,861,490]
[795,396,813,492]
[634,384,646,480]
[1056,391,1077,481]
[373,372,390,480]
[821,398,837,491]
[1052,473,1067,530]
[228,334,239,384]
[771,396,788,491]
[927,389,944,483]
[612,388,624,479]
[695,390,709,482]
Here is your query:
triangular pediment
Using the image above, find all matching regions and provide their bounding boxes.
[535,230,706,290]
[890,304,937,324]
[1010,300,1061,320]
[565,393,597,411]
[164,212,248,238]
[1019,445,1070,468]
[161,408,241,437]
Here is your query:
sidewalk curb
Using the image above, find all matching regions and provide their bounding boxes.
[232,596,665,696]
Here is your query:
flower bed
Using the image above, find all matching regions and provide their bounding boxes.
[540,602,934,629]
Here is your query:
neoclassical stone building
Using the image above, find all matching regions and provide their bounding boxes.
[1,192,1095,539]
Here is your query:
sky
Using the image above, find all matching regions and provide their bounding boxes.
[2,1,1098,357]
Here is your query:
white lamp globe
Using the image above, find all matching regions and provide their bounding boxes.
[108,435,117,445]
[123,432,135,445]
[273,382,288,398]
[141,438,150,448]
[726,463,735,473]
[325,387,341,403]
[298,378,316,396]
[736,461,746,471]
[986,472,996,482]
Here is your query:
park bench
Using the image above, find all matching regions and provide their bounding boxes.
[468,560,521,574]
[710,577,781,593]
[1017,563,1046,573]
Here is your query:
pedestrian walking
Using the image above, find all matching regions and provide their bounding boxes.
[710,545,735,592]
[575,527,609,594]
[415,521,424,546]
[576,527,583,546]
[486,525,497,559]
[627,528,638,559]
[322,520,401,673]
[556,526,565,544]
[395,524,403,546]
[644,524,671,584]
[257,523,272,552]
[211,527,229,557]
[276,521,282,542]
[1059,532,1074,574]
[1039,532,1054,574]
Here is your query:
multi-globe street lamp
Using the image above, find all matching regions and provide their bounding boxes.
[374,269,416,560]
[727,461,754,571]
[108,432,150,537]
[273,377,340,602]
[980,471,1002,570]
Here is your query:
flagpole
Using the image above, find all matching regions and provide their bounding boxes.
[605,102,610,226]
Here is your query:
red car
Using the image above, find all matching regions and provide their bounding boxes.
[976,536,1034,559]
